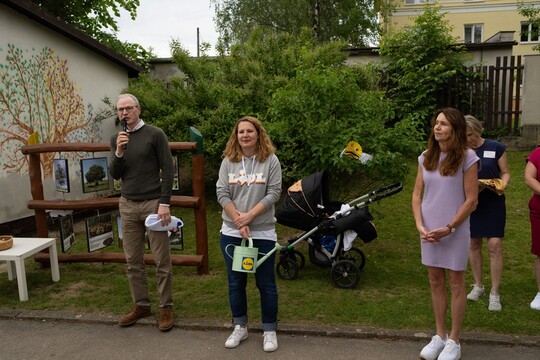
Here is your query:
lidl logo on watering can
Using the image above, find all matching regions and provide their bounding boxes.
[230,238,260,273]
[241,256,255,271]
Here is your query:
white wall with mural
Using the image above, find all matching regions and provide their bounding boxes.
[0,4,129,224]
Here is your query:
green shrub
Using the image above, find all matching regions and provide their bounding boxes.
[126,29,423,191]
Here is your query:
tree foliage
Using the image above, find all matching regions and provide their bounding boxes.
[211,0,378,52]
[85,164,106,185]
[518,1,540,52]
[375,0,396,36]
[126,29,422,193]
[55,163,67,185]
[378,5,469,134]
[31,0,138,35]
[29,0,154,68]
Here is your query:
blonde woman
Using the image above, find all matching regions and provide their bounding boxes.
[465,115,510,311]
[216,116,282,352]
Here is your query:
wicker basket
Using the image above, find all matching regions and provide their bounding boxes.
[0,235,13,251]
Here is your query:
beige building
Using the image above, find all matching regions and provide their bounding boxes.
[386,0,540,58]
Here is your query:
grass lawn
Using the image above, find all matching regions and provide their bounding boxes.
[1,151,539,336]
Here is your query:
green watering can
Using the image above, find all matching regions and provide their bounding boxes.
[225,237,281,273]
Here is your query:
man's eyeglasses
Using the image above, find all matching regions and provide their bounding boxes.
[117,106,137,113]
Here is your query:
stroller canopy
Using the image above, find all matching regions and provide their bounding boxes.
[276,171,331,231]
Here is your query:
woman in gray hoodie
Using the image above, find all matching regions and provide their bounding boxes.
[217,116,282,352]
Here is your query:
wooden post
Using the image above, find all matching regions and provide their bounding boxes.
[190,127,209,274]
[28,153,48,238]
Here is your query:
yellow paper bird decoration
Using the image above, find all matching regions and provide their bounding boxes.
[340,140,373,164]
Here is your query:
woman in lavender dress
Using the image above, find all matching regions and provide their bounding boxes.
[412,108,479,360]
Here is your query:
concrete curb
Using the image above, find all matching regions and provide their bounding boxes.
[1,308,538,348]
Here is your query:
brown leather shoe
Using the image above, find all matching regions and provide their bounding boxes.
[118,305,151,327]
[159,306,174,331]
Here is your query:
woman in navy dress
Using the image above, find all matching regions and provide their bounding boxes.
[465,115,510,312]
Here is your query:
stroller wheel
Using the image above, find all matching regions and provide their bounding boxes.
[279,248,305,269]
[276,258,299,280]
[331,260,360,289]
[290,249,306,269]
[340,247,366,271]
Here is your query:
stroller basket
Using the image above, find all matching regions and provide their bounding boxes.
[327,207,376,243]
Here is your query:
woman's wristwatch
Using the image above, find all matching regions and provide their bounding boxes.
[447,224,456,233]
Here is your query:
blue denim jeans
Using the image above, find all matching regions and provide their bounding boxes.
[220,234,278,331]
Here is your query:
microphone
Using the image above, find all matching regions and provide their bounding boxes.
[120,118,127,149]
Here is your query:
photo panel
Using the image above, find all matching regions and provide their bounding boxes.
[59,214,75,252]
[116,215,123,248]
[85,213,114,252]
[53,159,70,193]
[169,226,184,251]
[172,156,180,191]
[81,157,110,193]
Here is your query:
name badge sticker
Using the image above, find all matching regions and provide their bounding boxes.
[483,150,496,159]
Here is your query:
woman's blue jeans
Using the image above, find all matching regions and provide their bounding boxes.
[220,234,278,331]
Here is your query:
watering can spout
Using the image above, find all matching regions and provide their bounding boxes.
[253,240,283,269]
[256,245,275,268]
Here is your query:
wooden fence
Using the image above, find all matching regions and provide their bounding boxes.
[21,136,209,275]
[438,56,524,134]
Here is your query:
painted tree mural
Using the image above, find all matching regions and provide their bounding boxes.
[0,44,111,176]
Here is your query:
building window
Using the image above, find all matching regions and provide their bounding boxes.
[464,24,483,44]
[521,22,540,43]
[404,0,433,4]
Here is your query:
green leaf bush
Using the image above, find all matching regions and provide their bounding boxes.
[124,19,478,195]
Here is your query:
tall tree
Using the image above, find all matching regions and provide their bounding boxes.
[29,0,154,67]
[378,5,469,132]
[211,0,378,51]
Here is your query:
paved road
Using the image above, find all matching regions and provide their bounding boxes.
[0,312,539,360]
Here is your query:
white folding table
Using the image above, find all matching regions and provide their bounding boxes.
[0,237,60,301]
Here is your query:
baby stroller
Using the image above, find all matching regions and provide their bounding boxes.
[275,171,402,288]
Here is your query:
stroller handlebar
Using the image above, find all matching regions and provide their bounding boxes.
[332,182,403,218]
[356,181,402,204]
[374,182,403,194]
[369,182,403,203]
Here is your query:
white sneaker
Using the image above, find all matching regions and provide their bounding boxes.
[420,335,446,360]
[225,325,248,348]
[437,339,461,360]
[488,292,502,311]
[531,292,540,310]
[263,331,278,352]
[466,284,485,301]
